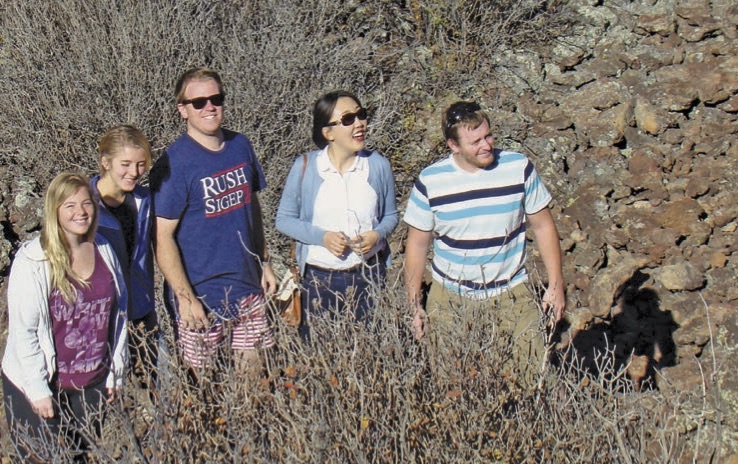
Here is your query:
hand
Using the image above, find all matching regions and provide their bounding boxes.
[261,262,277,296]
[178,295,209,331]
[32,396,54,419]
[411,303,426,340]
[349,230,379,256]
[542,282,566,327]
[323,231,349,257]
[106,388,117,404]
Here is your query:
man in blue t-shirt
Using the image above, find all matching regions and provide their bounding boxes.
[151,68,276,373]
[403,101,566,388]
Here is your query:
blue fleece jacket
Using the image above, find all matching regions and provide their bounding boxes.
[91,175,155,321]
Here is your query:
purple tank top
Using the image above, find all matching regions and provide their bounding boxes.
[49,246,117,390]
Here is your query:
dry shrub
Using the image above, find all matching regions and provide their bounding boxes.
[1,274,722,462]
[0,0,570,209]
[0,0,573,274]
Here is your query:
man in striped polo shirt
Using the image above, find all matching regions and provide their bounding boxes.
[403,101,566,387]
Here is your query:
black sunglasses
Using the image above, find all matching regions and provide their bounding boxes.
[326,108,368,127]
[181,93,225,110]
[445,102,481,130]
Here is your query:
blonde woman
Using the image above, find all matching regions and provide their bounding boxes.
[1,172,128,462]
[91,125,158,390]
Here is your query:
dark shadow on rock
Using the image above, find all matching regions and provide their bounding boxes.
[553,270,678,391]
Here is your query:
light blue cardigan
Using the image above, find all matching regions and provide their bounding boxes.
[275,149,399,274]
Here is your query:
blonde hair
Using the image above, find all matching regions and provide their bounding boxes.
[40,172,98,303]
[174,67,224,104]
[98,124,152,177]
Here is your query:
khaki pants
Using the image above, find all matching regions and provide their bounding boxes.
[425,280,548,389]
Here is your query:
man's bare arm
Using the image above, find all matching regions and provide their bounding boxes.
[404,225,433,338]
[155,217,209,328]
[526,207,566,322]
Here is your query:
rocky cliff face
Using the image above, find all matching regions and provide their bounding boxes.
[485,0,737,451]
[515,0,736,372]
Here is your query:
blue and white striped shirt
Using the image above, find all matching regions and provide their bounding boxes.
[403,150,552,298]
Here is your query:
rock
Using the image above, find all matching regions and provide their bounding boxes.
[566,79,628,111]
[709,252,728,268]
[658,355,715,393]
[685,177,710,198]
[656,198,705,233]
[636,13,676,36]
[655,261,705,291]
[634,96,664,135]
[673,313,712,347]
[589,102,632,147]
[627,148,661,173]
[572,241,605,270]
[9,176,43,238]
[588,247,650,317]
[706,266,738,301]
[642,66,700,111]
[0,223,11,274]
[564,184,613,248]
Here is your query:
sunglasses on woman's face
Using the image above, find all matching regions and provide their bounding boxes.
[181,93,225,110]
[326,108,368,127]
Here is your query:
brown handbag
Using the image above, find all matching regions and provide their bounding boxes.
[275,153,308,327]
[275,245,301,327]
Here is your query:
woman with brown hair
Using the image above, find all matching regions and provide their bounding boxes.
[276,91,398,339]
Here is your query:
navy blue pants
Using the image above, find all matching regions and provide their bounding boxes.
[300,256,385,340]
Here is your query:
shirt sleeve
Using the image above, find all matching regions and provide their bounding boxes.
[522,158,553,215]
[6,251,53,402]
[251,151,267,193]
[275,155,326,246]
[402,177,435,232]
[150,151,187,220]
[240,134,267,193]
[374,153,399,239]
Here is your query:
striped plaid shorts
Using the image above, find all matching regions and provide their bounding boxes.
[177,293,275,368]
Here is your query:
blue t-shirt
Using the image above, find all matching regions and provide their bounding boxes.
[151,130,266,318]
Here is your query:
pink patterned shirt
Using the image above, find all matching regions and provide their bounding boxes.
[49,246,116,389]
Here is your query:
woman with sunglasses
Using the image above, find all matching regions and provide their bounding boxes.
[276,91,398,339]
[1,172,128,462]
[91,125,158,393]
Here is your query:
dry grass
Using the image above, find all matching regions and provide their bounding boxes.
[1,273,725,462]
[0,0,571,217]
